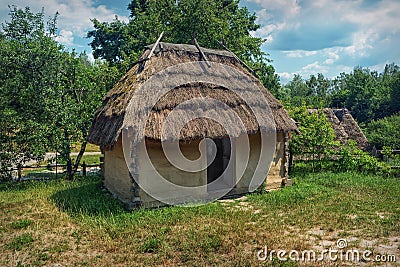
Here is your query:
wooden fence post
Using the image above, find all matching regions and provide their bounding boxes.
[82,161,87,177]
[17,165,22,181]
[100,156,105,178]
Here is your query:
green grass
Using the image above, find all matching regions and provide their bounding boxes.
[53,154,102,166]
[71,154,102,165]
[1,172,399,266]
[10,219,33,229]
[5,234,34,251]
[71,143,101,153]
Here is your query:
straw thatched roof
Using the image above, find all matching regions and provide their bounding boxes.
[88,42,298,150]
[309,108,369,150]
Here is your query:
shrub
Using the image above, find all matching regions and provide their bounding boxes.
[288,106,395,176]
[366,113,400,149]
[288,104,338,171]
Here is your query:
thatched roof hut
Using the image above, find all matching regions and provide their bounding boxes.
[88,42,298,208]
[88,42,297,149]
[309,108,369,150]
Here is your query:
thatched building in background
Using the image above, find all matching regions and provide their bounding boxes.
[309,108,369,150]
[88,42,298,208]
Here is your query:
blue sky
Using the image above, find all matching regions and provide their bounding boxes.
[1,0,399,83]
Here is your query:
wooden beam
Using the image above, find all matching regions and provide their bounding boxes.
[130,32,164,68]
[147,31,164,60]
[216,40,259,78]
[193,38,211,67]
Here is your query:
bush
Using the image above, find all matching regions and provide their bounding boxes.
[366,113,400,149]
[332,140,390,175]
[288,105,395,177]
[288,105,338,171]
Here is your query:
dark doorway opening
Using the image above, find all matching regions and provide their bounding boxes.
[207,138,235,192]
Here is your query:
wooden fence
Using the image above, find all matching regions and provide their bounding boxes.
[370,147,400,169]
[5,160,103,181]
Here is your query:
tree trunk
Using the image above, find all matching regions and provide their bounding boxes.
[73,140,87,175]
[66,154,73,180]
[63,129,74,181]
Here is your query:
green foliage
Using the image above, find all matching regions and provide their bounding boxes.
[288,106,394,176]
[333,140,390,175]
[90,0,263,63]
[330,65,399,123]
[0,6,61,180]
[381,146,400,167]
[282,64,399,125]
[365,113,400,149]
[0,6,120,181]
[87,0,281,92]
[283,74,331,108]
[288,104,338,170]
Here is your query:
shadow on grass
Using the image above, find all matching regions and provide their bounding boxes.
[51,176,126,217]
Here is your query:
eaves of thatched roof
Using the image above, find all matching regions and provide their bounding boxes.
[88,42,298,150]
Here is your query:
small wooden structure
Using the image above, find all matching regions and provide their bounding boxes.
[88,42,298,208]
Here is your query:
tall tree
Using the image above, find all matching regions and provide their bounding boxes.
[284,74,314,107]
[0,6,61,180]
[87,0,281,91]
[0,6,119,180]
[329,66,396,123]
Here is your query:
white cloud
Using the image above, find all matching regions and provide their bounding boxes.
[87,52,95,63]
[301,61,329,75]
[277,72,294,84]
[55,29,74,45]
[278,72,293,80]
[248,0,300,18]
[323,51,339,64]
[285,50,318,58]
[0,0,129,46]
[245,0,400,82]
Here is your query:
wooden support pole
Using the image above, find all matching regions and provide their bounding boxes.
[100,156,105,178]
[17,165,22,181]
[215,40,259,78]
[193,38,211,67]
[131,32,164,68]
[147,32,164,60]
[82,161,87,177]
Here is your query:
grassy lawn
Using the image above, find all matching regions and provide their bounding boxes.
[0,172,399,266]
[71,143,101,153]
[70,154,103,166]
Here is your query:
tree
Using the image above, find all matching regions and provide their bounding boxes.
[366,113,400,149]
[48,52,119,180]
[0,6,119,180]
[383,63,400,115]
[0,6,61,180]
[87,0,280,90]
[288,105,337,171]
[329,67,390,123]
[284,74,313,107]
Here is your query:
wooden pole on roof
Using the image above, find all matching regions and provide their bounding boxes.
[147,31,164,60]
[193,37,211,67]
[215,39,259,78]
